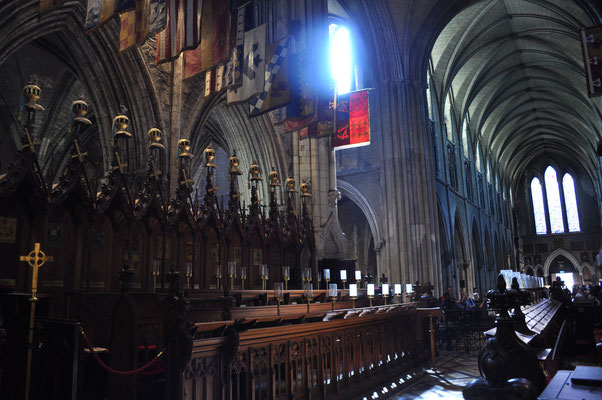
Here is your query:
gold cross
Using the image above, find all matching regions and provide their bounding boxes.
[113,151,128,173]
[20,243,53,301]
[21,128,40,152]
[71,139,88,163]
[180,168,194,186]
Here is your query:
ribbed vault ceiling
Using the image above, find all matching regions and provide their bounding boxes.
[430,0,602,186]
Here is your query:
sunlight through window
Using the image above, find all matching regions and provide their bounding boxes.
[530,177,547,235]
[330,24,352,95]
[545,166,564,233]
[562,173,580,232]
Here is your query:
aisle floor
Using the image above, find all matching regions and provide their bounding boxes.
[360,352,481,400]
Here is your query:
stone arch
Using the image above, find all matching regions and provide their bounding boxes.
[453,211,473,294]
[337,180,382,249]
[543,248,582,277]
[0,1,162,173]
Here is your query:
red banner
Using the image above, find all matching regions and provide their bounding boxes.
[332,90,370,150]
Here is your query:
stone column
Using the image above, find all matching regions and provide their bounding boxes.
[373,78,442,294]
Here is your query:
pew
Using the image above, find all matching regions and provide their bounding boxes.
[484,297,568,379]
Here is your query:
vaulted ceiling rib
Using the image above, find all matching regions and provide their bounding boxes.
[430,0,602,188]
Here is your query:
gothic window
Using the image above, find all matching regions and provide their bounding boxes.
[562,173,580,232]
[464,160,472,200]
[544,166,564,233]
[329,23,352,95]
[447,144,457,190]
[476,148,482,172]
[461,118,470,158]
[444,92,454,142]
[530,177,547,235]
[529,166,581,235]
[426,80,434,121]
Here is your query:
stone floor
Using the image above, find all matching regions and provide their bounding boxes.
[360,351,481,400]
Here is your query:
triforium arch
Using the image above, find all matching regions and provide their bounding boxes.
[337,180,383,278]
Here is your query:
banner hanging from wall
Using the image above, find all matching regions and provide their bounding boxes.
[331,89,371,150]
[581,25,602,97]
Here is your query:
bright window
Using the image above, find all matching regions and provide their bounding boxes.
[329,24,352,95]
[545,166,564,234]
[461,118,469,158]
[562,173,580,232]
[531,177,547,235]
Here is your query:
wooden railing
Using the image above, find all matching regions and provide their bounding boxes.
[183,304,418,400]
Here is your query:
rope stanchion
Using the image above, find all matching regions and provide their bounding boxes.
[80,328,165,376]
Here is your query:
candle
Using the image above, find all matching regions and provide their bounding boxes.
[215,264,222,278]
[367,283,375,296]
[303,267,312,281]
[153,259,161,275]
[349,283,358,298]
[324,269,330,280]
[340,270,347,281]
[240,267,247,280]
[186,262,192,276]
[274,282,284,300]
[382,283,389,296]
[228,262,237,278]
[329,283,337,298]
[355,270,361,281]
[282,266,290,280]
[394,284,402,295]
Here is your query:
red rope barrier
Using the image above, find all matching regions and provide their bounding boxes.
[80,328,165,376]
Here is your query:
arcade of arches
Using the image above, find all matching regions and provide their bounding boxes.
[0,0,600,300]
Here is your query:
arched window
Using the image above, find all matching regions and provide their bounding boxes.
[476,148,482,172]
[461,118,469,158]
[426,76,434,121]
[562,173,580,232]
[444,93,454,142]
[329,24,353,95]
[486,161,491,183]
[544,166,564,233]
[531,177,547,235]
[530,166,581,235]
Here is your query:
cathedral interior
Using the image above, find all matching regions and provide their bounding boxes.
[0,0,601,399]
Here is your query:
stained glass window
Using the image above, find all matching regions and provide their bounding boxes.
[544,166,564,233]
[530,177,547,234]
[562,173,580,232]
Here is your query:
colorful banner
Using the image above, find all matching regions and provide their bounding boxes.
[331,89,371,150]
[226,24,267,104]
[249,36,291,117]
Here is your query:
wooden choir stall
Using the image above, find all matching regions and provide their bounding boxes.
[0,86,432,400]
